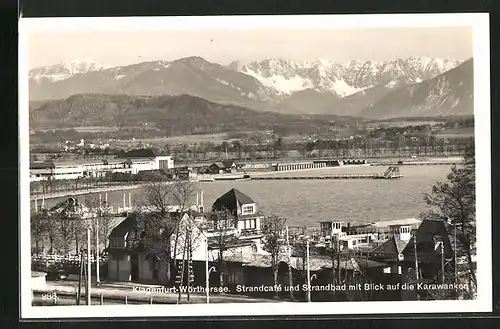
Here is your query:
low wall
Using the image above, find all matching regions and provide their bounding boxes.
[31,271,47,291]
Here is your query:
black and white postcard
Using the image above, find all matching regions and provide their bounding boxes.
[19,13,491,318]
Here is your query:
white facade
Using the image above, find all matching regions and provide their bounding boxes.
[337,233,377,250]
[30,167,54,181]
[30,156,175,182]
[389,225,412,242]
[53,165,84,180]
[31,164,84,181]
[155,156,174,170]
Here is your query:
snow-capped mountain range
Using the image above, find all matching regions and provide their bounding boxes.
[29,59,112,82]
[229,57,461,97]
[28,56,472,118]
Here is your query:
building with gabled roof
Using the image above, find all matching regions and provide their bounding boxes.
[106,207,206,284]
[210,188,264,242]
[212,188,255,215]
[370,219,453,280]
[208,160,237,174]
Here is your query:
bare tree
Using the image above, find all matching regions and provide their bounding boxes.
[83,194,115,253]
[54,216,73,255]
[173,212,204,303]
[421,142,476,298]
[261,214,288,299]
[134,176,198,285]
[207,209,239,288]
[31,210,48,254]
[45,211,59,254]
[232,140,243,160]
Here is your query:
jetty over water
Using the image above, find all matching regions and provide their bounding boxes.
[251,167,402,180]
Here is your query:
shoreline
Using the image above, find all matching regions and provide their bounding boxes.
[30,184,144,201]
[29,157,462,199]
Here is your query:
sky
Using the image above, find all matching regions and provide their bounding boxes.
[27,27,473,69]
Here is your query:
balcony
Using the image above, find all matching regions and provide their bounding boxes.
[239,228,262,237]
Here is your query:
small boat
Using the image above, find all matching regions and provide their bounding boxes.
[198,178,215,182]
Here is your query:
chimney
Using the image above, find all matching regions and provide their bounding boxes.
[200,190,204,209]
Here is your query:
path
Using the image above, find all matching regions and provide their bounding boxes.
[30,184,143,201]
[34,280,282,304]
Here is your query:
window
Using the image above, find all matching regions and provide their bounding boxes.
[243,219,256,229]
[242,205,254,214]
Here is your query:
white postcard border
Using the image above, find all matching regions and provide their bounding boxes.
[19,13,492,319]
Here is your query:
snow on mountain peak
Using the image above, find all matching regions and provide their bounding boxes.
[234,56,462,98]
[29,59,112,82]
[60,59,111,74]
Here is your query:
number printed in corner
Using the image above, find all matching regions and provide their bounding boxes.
[41,292,58,303]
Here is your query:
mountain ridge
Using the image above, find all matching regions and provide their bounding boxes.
[28,56,472,119]
[358,58,473,119]
[29,93,359,136]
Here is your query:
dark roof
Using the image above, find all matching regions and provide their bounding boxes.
[222,160,236,168]
[211,160,236,169]
[402,219,453,258]
[30,162,55,169]
[109,213,146,239]
[123,149,156,158]
[211,162,225,168]
[371,236,410,256]
[371,219,453,260]
[212,188,255,213]
[109,211,196,239]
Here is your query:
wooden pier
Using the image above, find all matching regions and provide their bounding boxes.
[251,167,402,180]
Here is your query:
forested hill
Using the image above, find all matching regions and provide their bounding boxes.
[29,93,359,136]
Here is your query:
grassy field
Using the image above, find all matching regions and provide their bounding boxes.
[109,133,230,147]
[436,127,474,138]
[366,120,446,129]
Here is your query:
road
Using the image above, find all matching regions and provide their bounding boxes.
[30,184,143,201]
[33,279,283,306]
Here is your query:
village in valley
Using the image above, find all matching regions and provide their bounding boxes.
[29,145,477,305]
[24,21,480,309]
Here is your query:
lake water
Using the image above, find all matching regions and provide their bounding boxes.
[38,165,453,227]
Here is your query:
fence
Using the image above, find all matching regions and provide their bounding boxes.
[32,253,109,277]
[32,253,108,265]
[30,180,142,197]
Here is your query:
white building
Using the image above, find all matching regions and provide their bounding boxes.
[29,155,175,182]
[30,162,84,181]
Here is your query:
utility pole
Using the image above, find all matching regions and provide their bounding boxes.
[96,216,100,286]
[177,228,188,304]
[441,240,445,284]
[187,229,192,303]
[331,235,336,302]
[337,238,341,284]
[87,227,91,305]
[412,229,419,280]
[306,239,311,303]
[454,223,457,285]
[286,226,294,301]
[77,251,83,305]
[205,236,210,304]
